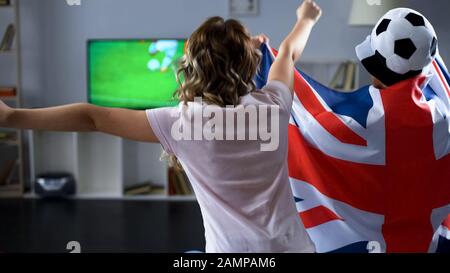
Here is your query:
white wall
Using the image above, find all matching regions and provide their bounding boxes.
[14,0,450,188]
[19,0,44,107]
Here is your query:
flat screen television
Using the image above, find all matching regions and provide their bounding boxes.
[87,39,186,109]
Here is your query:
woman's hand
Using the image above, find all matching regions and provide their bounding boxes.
[296,0,322,25]
[0,99,12,127]
[251,34,269,49]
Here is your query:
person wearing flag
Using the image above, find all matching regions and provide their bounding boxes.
[255,6,450,253]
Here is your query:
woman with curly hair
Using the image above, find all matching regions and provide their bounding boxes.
[0,1,322,253]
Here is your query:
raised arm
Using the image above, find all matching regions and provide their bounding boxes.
[268,0,322,90]
[0,100,159,143]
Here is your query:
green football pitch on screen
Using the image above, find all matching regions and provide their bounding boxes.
[88,39,185,109]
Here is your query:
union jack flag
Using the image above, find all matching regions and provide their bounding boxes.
[256,44,450,253]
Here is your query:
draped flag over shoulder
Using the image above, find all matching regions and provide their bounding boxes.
[256,43,450,253]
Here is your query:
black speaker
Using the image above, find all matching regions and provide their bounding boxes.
[35,173,76,197]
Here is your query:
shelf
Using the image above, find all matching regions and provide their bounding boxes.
[166,195,196,201]
[0,0,23,199]
[0,127,19,132]
[0,129,19,146]
[0,139,19,146]
[0,183,22,198]
[0,190,21,198]
[0,96,18,103]
[0,183,21,191]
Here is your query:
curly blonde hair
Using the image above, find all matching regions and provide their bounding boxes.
[167,17,261,169]
[175,16,261,107]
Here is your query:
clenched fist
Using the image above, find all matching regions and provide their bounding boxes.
[251,33,270,49]
[297,0,322,24]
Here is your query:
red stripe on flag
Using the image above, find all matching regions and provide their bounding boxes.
[288,124,385,213]
[433,60,450,98]
[269,47,367,146]
[300,205,343,229]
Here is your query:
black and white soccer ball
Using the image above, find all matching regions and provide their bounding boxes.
[356,8,438,86]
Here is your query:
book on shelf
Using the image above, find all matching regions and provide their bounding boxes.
[149,186,165,195]
[329,63,347,90]
[0,87,16,97]
[0,0,11,6]
[329,61,357,92]
[168,167,193,196]
[124,183,151,195]
[124,182,165,196]
[0,159,16,186]
[0,24,15,52]
[168,168,181,196]
[5,160,19,185]
[0,160,15,186]
[168,168,181,195]
[180,171,193,195]
[0,130,17,142]
[343,62,356,91]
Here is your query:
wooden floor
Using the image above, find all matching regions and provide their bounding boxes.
[2,199,449,253]
[0,199,205,253]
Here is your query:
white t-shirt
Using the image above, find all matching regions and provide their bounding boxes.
[146,81,315,253]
